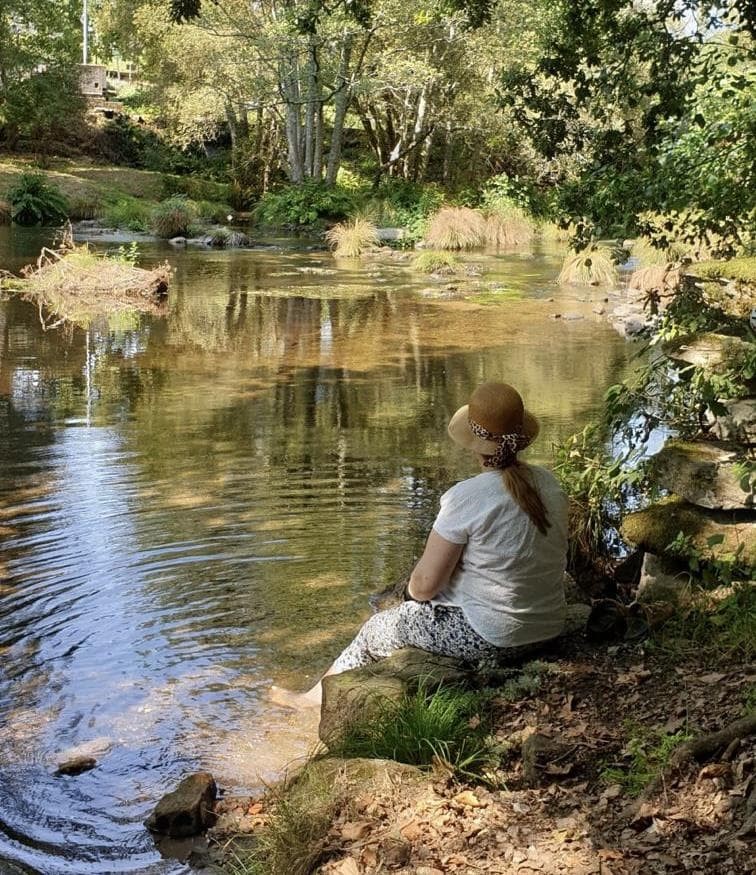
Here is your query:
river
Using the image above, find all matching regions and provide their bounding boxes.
[0,225,630,873]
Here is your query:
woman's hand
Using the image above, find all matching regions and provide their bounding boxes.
[407,531,464,601]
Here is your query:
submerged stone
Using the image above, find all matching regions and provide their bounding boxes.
[650,440,753,510]
[145,771,217,838]
[54,755,97,777]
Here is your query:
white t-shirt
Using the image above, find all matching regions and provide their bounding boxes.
[431,467,568,647]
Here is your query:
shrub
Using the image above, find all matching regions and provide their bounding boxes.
[369,180,445,243]
[324,217,379,257]
[558,246,618,285]
[411,250,461,275]
[330,684,498,779]
[484,205,535,248]
[103,197,152,232]
[194,200,234,223]
[8,173,69,226]
[151,196,198,238]
[425,207,487,250]
[255,181,359,228]
[68,194,103,221]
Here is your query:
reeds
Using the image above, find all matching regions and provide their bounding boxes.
[484,205,535,249]
[424,206,487,250]
[324,217,380,257]
[558,246,618,286]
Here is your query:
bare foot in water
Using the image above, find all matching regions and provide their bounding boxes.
[269,684,322,709]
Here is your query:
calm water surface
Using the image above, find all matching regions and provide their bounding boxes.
[0,225,629,873]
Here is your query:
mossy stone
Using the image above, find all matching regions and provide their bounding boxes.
[621,497,756,569]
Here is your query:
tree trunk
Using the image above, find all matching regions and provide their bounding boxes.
[325,32,354,185]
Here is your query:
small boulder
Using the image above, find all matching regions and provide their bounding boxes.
[650,440,753,510]
[168,236,187,247]
[145,772,217,838]
[636,553,694,605]
[54,756,97,777]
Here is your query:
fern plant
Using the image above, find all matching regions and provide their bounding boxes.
[8,173,69,226]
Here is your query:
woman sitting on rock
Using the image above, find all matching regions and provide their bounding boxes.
[272,382,568,708]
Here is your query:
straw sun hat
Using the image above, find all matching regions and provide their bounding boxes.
[447,382,539,467]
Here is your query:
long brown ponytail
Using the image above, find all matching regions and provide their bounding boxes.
[499,460,551,535]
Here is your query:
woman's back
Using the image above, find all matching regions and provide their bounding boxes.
[431,466,568,647]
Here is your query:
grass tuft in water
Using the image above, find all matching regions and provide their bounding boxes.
[558,247,618,286]
[324,217,379,257]
[484,206,535,248]
[411,250,461,274]
[151,195,198,238]
[424,207,487,250]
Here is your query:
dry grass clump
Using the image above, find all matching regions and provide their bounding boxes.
[425,207,486,250]
[411,250,461,275]
[4,241,170,328]
[629,265,682,313]
[484,206,535,249]
[325,217,380,257]
[558,246,618,286]
[538,221,572,243]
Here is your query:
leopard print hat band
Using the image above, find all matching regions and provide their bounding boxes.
[467,417,530,469]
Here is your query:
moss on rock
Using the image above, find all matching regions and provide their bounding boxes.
[621,496,756,570]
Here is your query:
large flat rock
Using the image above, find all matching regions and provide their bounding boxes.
[621,497,756,570]
[666,332,751,370]
[650,440,753,510]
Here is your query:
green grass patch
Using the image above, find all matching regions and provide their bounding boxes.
[411,250,461,274]
[601,724,692,797]
[329,683,499,781]
[102,196,153,231]
[651,582,756,662]
[687,257,756,285]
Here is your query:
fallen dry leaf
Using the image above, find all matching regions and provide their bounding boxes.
[699,672,726,684]
[333,857,361,875]
[399,818,424,841]
[341,821,372,842]
[453,790,485,808]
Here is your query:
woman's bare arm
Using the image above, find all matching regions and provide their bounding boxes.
[407,531,464,601]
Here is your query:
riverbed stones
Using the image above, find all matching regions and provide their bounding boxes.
[621,497,756,569]
[145,771,217,838]
[650,440,753,510]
